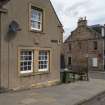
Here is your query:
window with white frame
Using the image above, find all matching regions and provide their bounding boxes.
[38,50,49,72]
[92,58,98,67]
[30,6,42,31]
[20,50,34,73]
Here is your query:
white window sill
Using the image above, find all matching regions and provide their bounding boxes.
[38,69,49,72]
[31,28,42,31]
[20,71,33,74]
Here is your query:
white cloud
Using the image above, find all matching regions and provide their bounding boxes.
[50,0,105,40]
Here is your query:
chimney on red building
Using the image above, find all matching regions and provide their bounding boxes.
[78,17,87,27]
[101,25,105,37]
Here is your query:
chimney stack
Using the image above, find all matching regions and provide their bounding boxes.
[78,17,87,27]
[101,25,105,37]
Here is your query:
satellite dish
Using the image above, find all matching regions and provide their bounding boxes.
[9,20,21,33]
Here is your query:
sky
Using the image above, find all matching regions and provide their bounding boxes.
[50,0,105,40]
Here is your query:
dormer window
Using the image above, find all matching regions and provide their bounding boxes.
[30,6,43,31]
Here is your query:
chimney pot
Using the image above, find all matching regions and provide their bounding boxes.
[78,17,87,27]
[101,26,105,37]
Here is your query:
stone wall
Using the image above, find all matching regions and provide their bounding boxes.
[63,18,104,72]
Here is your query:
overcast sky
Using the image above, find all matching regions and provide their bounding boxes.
[50,0,105,40]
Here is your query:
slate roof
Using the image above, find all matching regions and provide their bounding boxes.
[64,24,105,43]
[89,24,103,34]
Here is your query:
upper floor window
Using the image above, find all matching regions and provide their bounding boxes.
[69,44,71,50]
[30,6,43,31]
[93,41,97,50]
[78,42,82,49]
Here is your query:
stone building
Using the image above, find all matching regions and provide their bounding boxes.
[63,18,105,72]
[0,0,63,90]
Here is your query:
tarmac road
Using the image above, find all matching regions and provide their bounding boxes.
[0,79,105,105]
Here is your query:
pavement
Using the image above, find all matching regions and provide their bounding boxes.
[89,71,105,80]
[0,79,105,105]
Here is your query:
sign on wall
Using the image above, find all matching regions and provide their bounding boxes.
[92,58,98,67]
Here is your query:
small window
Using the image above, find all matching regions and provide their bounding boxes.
[93,41,97,50]
[69,44,71,50]
[38,50,49,72]
[30,6,42,31]
[20,50,33,73]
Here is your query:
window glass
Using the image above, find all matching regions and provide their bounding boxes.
[93,41,97,50]
[31,7,42,31]
[38,50,49,72]
[20,50,33,73]
[19,49,50,74]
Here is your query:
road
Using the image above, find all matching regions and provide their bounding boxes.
[0,79,105,105]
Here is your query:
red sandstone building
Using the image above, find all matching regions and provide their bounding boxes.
[63,18,105,72]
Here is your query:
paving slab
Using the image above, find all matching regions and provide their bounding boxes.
[0,79,105,105]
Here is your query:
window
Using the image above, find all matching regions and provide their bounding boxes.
[38,50,49,72]
[78,42,82,49]
[20,50,33,74]
[19,48,50,74]
[93,41,97,50]
[60,54,65,69]
[30,6,42,31]
[92,58,98,67]
[69,44,71,50]
[68,57,71,66]
[104,50,105,55]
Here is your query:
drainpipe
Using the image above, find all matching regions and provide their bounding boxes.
[103,24,105,70]
[0,12,1,88]
[101,26,105,71]
[103,37,104,71]
[103,37,105,71]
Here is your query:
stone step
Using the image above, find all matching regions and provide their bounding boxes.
[0,87,9,93]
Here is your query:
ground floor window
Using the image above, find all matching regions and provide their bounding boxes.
[20,50,34,74]
[92,58,98,67]
[68,57,71,66]
[38,50,49,72]
[60,54,65,69]
[19,48,50,74]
